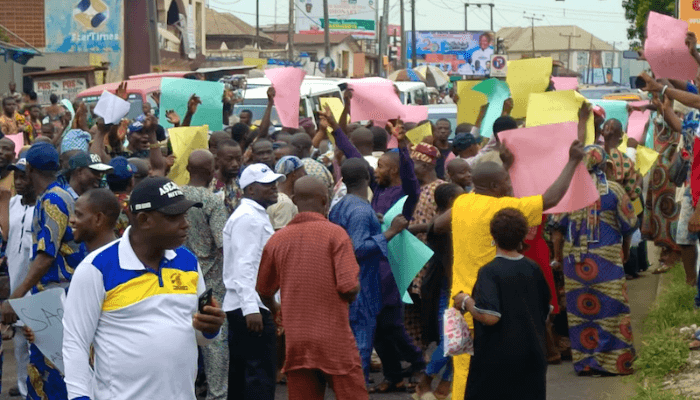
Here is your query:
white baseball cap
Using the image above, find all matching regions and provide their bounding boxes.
[239,163,286,190]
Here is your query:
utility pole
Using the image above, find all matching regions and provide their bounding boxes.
[464,4,468,31]
[411,0,416,68]
[400,0,406,68]
[587,34,594,84]
[559,32,580,70]
[288,0,294,61]
[323,0,331,76]
[378,16,384,76]
[380,0,390,75]
[255,0,260,49]
[523,14,542,58]
[464,3,494,31]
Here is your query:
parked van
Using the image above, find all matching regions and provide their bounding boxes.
[394,81,429,105]
[234,83,343,128]
[76,77,164,121]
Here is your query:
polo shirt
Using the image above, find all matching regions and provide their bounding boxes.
[62,226,214,400]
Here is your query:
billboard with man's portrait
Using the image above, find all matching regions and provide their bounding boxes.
[405,31,494,76]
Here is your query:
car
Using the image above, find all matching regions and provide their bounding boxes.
[76,77,164,121]
[578,86,642,101]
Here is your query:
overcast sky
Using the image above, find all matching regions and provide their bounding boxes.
[208,0,630,47]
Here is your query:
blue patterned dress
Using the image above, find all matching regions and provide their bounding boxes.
[560,172,637,375]
[28,181,86,400]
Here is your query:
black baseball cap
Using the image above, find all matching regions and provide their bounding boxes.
[129,177,202,215]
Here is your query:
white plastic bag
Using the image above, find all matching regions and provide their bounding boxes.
[443,307,474,356]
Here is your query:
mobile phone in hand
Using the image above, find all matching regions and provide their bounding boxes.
[198,288,213,313]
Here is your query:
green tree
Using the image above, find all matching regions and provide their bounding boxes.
[622,0,675,48]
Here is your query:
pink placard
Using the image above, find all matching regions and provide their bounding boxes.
[264,67,306,128]
[7,134,23,156]
[348,78,405,122]
[401,105,428,123]
[645,12,699,80]
[499,122,599,214]
[552,77,578,91]
[627,110,651,142]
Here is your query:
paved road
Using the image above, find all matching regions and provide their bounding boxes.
[0,245,661,400]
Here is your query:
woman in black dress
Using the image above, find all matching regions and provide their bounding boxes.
[453,208,552,400]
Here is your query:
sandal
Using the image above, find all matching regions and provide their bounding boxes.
[690,340,700,350]
[652,264,672,274]
[368,380,407,393]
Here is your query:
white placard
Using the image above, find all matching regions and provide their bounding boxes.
[9,288,66,373]
[94,90,131,125]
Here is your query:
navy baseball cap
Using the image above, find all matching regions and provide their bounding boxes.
[129,177,202,215]
[452,133,478,152]
[8,157,27,173]
[106,157,137,182]
[68,151,113,172]
[128,115,146,133]
[25,142,60,171]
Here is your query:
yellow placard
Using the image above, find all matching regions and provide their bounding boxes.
[405,123,433,145]
[320,97,348,144]
[167,125,209,185]
[456,80,487,125]
[635,145,659,177]
[526,90,594,144]
[243,57,267,69]
[506,57,552,119]
[632,198,643,215]
[618,133,628,153]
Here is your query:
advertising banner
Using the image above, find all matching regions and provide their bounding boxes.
[34,78,88,106]
[45,0,123,82]
[680,0,700,43]
[405,31,494,76]
[296,0,376,38]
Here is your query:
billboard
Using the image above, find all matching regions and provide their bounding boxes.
[405,31,494,75]
[680,1,700,42]
[34,77,88,106]
[296,0,376,39]
[45,0,123,82]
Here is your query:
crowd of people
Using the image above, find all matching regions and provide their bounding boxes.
[2,25,700,400]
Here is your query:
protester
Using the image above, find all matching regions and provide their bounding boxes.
[62,177,225,400]
[416,182,465,398]
[454,208,552,400]
[329,114,424,392]
[4,82,22,103]
[106,157,136,238]
[257,176,367,400]
[69,188,119,252]
[210,139,243,215]
[554,145,637,376]
[433,118,453,179]
[446,157,473,192]
[2,155,35,398]
[223,163,284,399]
[65,151,113,199]
[451,132,480,160]
[182,150,230,400]
[405,143,445,347]
[250,138,275,169]
[290,132,334,192]
[639,94,684,276]
[437,114,586,398]
[1,96,29,142]
[1,142,88,399]
[329,158,409,385]
[267,156,305,230]
[0,137,15,194]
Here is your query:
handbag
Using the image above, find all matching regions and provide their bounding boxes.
[668,148,690,187]
[443,307,474,356]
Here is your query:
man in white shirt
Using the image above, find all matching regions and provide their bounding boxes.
[3,157,35,398]
[62,177,225,400]
[470,33,494,75]
[223,163,284,400]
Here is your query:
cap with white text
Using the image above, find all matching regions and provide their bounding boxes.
[129,177,202,215]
